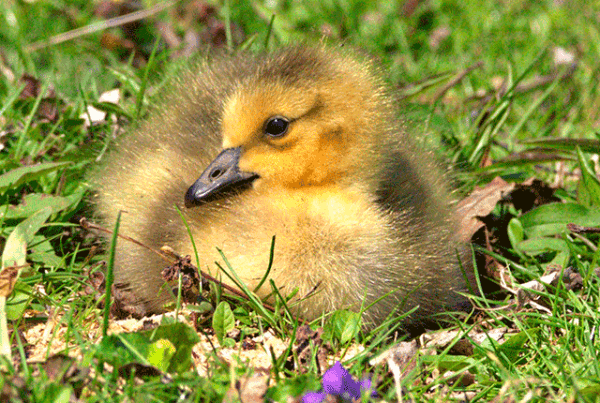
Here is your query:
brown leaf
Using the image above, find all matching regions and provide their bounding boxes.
[515,265,584,311]
[119,362,162,378]
[18,74,59,122]
[442,370,476,387]
[112,283,151,319]
[370,340,418,400]
[182,1,217,24]
[19,73,42,99]
[161,255,202,303]
[420,326,514,354]
[568,223,600,234]
[456,176,515,242]
[1,375,27,402]
[80,263,151,319]
[99,32,135,52]
[292,325,328,374]
[38,99,58,122]
[223,375,268,403]
[42,354,79,381]
[0,266,21,297]
[39,354,89,398]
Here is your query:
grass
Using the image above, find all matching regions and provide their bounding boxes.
[1,0,600,401]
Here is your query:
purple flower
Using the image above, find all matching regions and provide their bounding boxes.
[359,378,377,398]
[302,361,376,402]
[322,362,361,400]
[302,391,327,403]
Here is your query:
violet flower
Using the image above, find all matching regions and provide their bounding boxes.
[302,362,376,403]
[302,391,327,403]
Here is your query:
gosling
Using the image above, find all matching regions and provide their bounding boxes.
[92,45,472,328]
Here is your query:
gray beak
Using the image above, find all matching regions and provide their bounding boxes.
[184,147,258,207]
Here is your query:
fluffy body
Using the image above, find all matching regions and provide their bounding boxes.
[92,45,471,327]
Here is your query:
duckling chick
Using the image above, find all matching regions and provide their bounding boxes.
[92,45,472,328]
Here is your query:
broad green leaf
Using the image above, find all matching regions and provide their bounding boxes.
[577,179,593,209]
[515,238,569,256]
[212,301,235,345]
[5,283,32,320]
[151,322,201,373]
[507,218,524,250]
[519,203,600,238]
[29,236,63,267]
[147,339,176,372]
[579,383,600,401]
[96,322,199,374]
[1,207,53,271]
[98,332,152,367]
[0,162,71,193]
[549,251,570,268]
[420,354,477,372]
[1,224,26,270]
[576,147,600,207]
[0,194,72,220]
[495,329,539,365]
[323,310,361,345]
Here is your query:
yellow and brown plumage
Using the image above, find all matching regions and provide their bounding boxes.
[92,45,472,328]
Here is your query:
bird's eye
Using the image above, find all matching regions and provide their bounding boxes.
[264,117,289,138]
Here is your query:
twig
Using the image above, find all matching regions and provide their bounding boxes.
[570,233,598,252]
[467,62,577,102]
[567,223,600,234]
[26,1,177,51]
[81,218,309,323]
[433,61,484,104]
[80,217,173,263]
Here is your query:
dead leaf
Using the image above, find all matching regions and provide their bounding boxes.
[292,325,328,374]
[469,327,511,345]
[428,26,451,49]
[223,375,268,403]
[553,46,576,65]
[0,266,21,297]
[81,89,121,127]
[119,362,163,378]
[456,176,515,242]
[19,73,43,99]
[514,266,584,311]
[18,74,59,121]
[37,354,89,399]
[442,370,476,387]
[1,375,27,402]
[370,340,418,401]
[420,326,513,354]
[99,31,136,52]
[161,255,202,304]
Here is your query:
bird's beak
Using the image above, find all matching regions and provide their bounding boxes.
[184,147,258,207]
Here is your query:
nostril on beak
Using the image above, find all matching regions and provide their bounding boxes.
[209,168,223,180]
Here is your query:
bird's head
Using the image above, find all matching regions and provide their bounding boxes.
[185,47,386,206]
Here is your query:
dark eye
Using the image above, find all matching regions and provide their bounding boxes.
[264,117,289,138]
